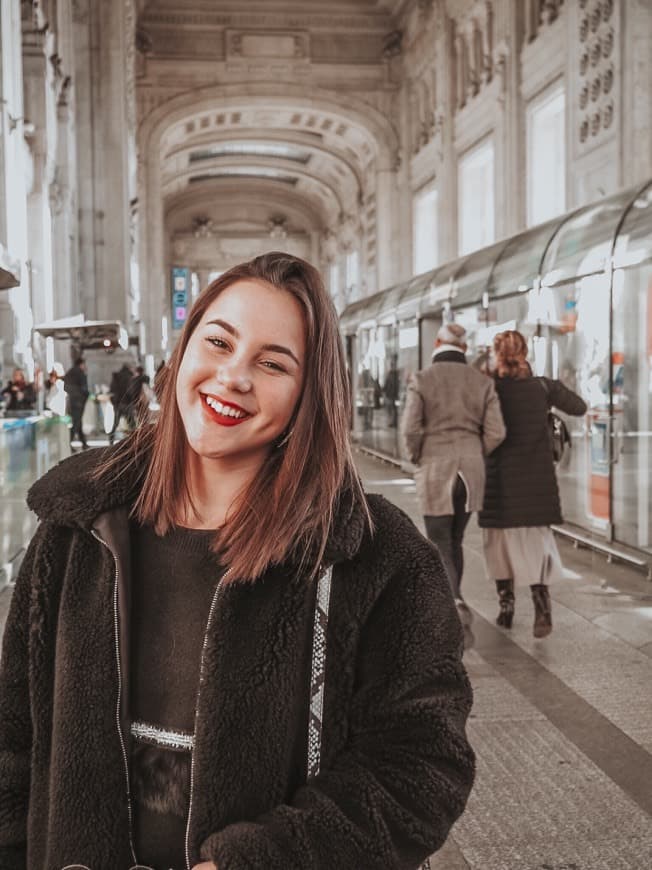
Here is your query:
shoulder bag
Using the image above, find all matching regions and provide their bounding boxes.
[539,379,571,463]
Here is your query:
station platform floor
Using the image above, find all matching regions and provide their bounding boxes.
[1,433,651,868]
[354,449,652,870]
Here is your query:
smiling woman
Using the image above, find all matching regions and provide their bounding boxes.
[0,252,475,870]
[173,279,307,533]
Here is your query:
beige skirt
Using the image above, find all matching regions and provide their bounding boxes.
[482,526,564,587]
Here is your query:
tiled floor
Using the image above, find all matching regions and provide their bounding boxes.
[356,449,652,869]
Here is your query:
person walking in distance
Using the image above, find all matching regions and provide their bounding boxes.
[402,323,506,646]
[63,356,90,449]
[479,330,587,638]
[109,362,134,443]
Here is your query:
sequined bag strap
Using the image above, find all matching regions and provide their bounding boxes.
[305,563,432,870]
[307,564,333,780]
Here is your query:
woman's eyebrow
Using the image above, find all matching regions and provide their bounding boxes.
[260,343,301,367]
[205,318,301,367]
[207,318,238,336]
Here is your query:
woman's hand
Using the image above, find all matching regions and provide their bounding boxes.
[192,863,217,870]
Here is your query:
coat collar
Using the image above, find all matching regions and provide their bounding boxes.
[27,445,367,564]
[431,347,467,364]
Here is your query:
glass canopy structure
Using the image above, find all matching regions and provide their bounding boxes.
[341,179,652,561]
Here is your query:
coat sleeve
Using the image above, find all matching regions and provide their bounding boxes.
[0,527,43,869]
[481,379,506,455]
[200,533,475,870]
[400,374,425,464]
[545,379,588,417]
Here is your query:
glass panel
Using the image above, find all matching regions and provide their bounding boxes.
[376,285,406,325]
[611,262,652,551]
[613,182,652,270]
[450,239,509,309]
[540,186,638,286]
[395,269,439,321]
[487,217,559,298]
[340,291,384,334]
[417,259,465,319]
[526,276,610,533]
[396,317,420,458]
[450,295,530,364]
[354,324,400,459]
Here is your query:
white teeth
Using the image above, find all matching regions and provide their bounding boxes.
[204,395,246,418]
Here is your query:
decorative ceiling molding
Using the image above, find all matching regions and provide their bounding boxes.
[163,130,364,200]
[164,178,325,233]
[138,8,395,34]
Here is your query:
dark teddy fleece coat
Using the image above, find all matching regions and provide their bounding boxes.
[0,448,475,870]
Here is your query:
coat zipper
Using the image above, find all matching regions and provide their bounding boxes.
[91,529,137,866]
[185,568,232,870]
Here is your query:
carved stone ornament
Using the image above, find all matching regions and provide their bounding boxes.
[192,216,216,239]
[321,229,339,263]
[48,173,65,216]
[22,0,47,30]
[72,0,89,25]
[136,26,153,54]
[338,213,361,253]
[382,30,403,59]
[268,216,289,240]
[57,75,72,109]
[173,239,189,258]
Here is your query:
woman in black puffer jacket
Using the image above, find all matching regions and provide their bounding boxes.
[479,330,587,638]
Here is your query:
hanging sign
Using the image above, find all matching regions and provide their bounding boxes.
[171,267,190,330]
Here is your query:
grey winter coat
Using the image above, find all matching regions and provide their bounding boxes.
[0,447,475,870]
[402,351,506,516]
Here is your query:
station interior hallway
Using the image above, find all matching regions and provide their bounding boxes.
[1,436,652,869]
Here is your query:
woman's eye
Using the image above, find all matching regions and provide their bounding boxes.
[261,360,286,373]
[206,336,229,350]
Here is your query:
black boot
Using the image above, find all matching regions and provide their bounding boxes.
[495,579,514,628]
[530,583,552,638]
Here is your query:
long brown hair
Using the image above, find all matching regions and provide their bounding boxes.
[493,330,532,380]
[95,252,369,580]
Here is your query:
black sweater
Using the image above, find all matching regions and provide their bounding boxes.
[130,523,223,869]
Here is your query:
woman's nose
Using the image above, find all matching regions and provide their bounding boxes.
[216,362,252,393]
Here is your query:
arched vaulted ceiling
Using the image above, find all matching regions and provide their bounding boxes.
[139,82,401,257]
[153,94,396,236]
[136,0,404,302]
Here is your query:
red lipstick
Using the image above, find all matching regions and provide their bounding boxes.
[200,393,251,427]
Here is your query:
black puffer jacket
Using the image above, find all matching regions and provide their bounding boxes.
[479,376,587,528]
[0,447,475,870]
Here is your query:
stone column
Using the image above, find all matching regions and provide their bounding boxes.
[74,0,132,326]
[375,164,401,290]
[22,19,57,330]
[437,19,458,263]
[0,0,31,375]
[51,76,78,323]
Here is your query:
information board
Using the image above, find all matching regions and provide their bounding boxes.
[171,267,190,330]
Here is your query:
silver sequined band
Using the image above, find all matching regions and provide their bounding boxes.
[130,720,194,751]
[306,565,333,780]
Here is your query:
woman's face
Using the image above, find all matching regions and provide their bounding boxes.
[176,279,306,470]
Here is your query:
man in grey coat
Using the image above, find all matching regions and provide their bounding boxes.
[402,324,506,640]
